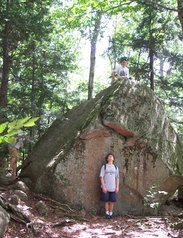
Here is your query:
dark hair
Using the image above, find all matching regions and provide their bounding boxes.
[105,153,115,163]
[120,57,128,62]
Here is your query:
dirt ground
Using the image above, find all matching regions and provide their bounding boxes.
[1,181,183,238]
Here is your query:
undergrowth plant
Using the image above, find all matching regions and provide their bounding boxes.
[144,184,168,211]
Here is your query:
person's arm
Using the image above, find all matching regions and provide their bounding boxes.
[111,71,115,79]
[100,176,107,193]
[99,165,107,193]
[115,167,119,193]
[126,68,129,78]
[116,177,119,193]
[112,65,119,79]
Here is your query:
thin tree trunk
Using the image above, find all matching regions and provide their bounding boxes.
[0,0,12,179]
[29,48,36,150]
[177,0,183,32]
[88,12,102,100]
[0,0,11,120]
[149,47,154,91]
[135,50,142,81]
[112,37,117,70]
[112,16,118,70]
[88,41,97,100]
[31,49,36,116]
[148,11,155,91]
[159,56,164,77]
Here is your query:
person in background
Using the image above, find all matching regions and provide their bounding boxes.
[111,57,129,80]
[8,134,30,177]
[99,153,119,219]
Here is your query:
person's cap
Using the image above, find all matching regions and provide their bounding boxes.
[120,57,128,62]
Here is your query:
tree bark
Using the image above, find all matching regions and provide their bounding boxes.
[0,0,11,122]
[31,48,36,116]
[149,11,154,91]
[177,0,183,32]
[149,47,154,91]
[88,12,102,100]
[135,50,142,81]
[88,41,97,100]
[0,1,11,178]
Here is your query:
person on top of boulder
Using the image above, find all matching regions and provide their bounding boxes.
[111,57,129,81]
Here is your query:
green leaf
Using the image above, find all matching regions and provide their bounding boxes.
[0,136,5,143]
[7,129,22,137]
[68,17,73,22]
[16,116,31,126]
[8,117,29,131]
[7,123,24,133]
[7,116,38,132]
[23,117,39,127]
[0,122,8,134]
[0,117,39,145]
[8,121,18,129]
[7,137,17,144]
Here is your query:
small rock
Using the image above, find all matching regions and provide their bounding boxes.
[0,205,10,238]
[14,190,28,201]
[35,201,48,217]
[14,181,30,193]
[159,204,183,216]
[8,194,19,205]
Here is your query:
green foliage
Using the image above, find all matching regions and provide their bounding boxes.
[144,184,168,210]
[0,0,80,136]
[0,0,182,140]
[0,117,39,144]
[106,0,183,137]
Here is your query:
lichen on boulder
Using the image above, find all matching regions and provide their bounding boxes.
[20,79,183,215]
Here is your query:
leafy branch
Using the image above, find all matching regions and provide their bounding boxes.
[0,116,39,144]
[144,184,168,210]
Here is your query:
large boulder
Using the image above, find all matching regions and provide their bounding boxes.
[20,79,183,215]
[0,205,10,237]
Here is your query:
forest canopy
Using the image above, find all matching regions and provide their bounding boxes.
[0,0,183,144]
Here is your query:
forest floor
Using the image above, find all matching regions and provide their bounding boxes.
[1,180,183,238]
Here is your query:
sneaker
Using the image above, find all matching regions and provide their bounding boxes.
[105,214,110,219]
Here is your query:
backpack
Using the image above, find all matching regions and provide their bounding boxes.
[104,163,118,171]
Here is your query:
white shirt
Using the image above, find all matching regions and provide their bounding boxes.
[9,138,24,149]
[114,65,129,78]
[100,164,119,192]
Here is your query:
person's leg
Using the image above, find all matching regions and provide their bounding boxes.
[10,156,17,177]
[108,202,114,216]
[105,202,110,218]
[105,202,109,212]
[9,147,19,177]
[100,190,110,217]
[108,192,117,217]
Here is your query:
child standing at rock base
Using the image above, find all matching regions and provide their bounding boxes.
[99,153,119,218]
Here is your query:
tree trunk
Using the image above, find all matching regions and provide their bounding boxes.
[135,49,142,81]
[148,12,154,91]
[159,56,164,77]
[149,47,154,91]
[31,48,36,116]
[0,1,11,178]
[88,41,97,100]
[29,48,36,151]
[0,0,11,121]
[88,12,102,100]
[112,37,117,70]
[177,0,183,32]
[0,143,8,179]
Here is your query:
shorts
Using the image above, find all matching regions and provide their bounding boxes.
[100,190,117,202]
[8,147,19,158]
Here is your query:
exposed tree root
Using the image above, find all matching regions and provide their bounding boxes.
[0,195,37,237]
